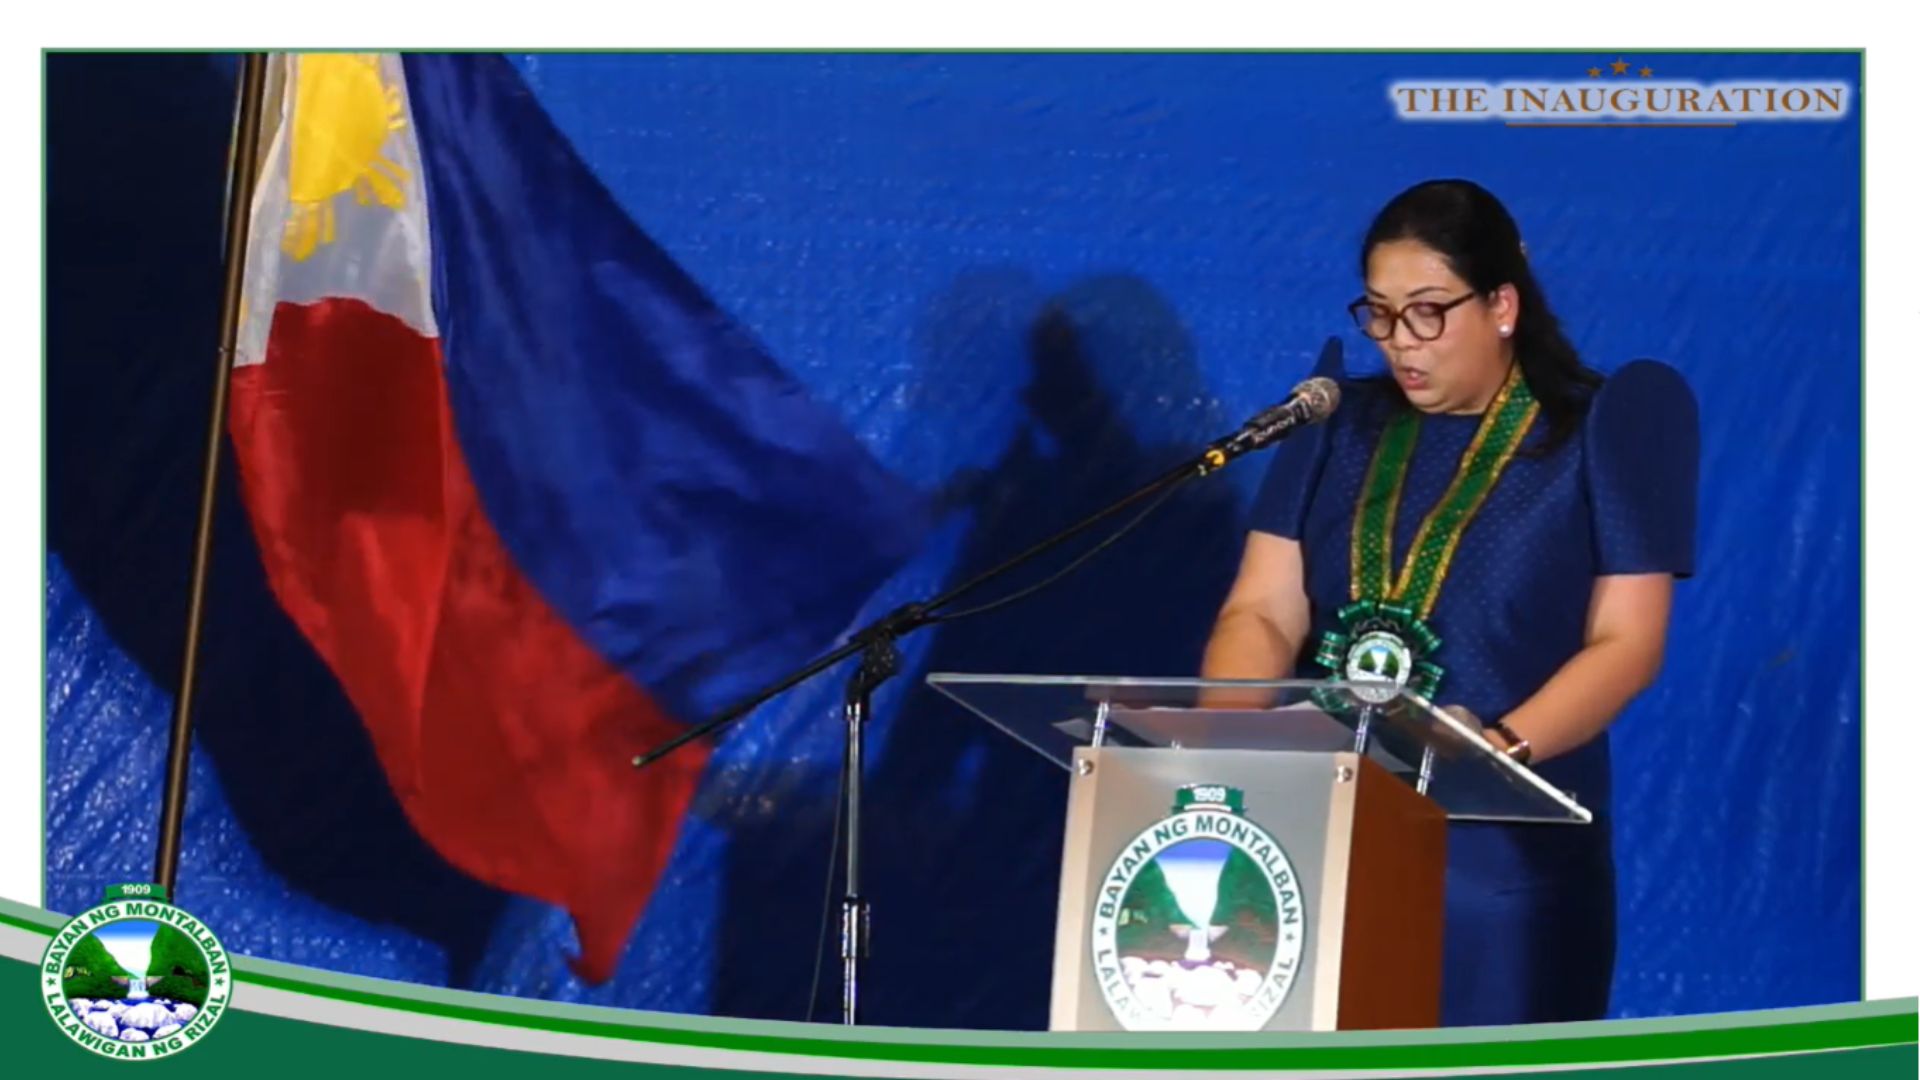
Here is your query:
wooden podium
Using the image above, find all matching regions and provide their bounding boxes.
[926,677,1590,1032]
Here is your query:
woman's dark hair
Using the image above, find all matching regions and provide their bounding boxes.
[1360,179,1602,450]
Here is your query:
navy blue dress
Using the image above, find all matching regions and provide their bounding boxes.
[1248,353,1699,1025]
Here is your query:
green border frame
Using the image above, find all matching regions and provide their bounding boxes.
[31,47,1881,1072]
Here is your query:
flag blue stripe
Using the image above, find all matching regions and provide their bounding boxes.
[402,55,929,722]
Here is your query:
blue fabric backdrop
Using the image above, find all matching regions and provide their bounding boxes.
[44,51,1860,1026]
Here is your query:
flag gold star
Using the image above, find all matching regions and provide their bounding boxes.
[1641,66,1654,77]
[1611,58,1631,75]
[1588,66,1602,77]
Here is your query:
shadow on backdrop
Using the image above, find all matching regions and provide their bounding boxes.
[708,271,1248,1028]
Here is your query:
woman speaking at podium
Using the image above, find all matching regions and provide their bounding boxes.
[1200,179,1698,1025]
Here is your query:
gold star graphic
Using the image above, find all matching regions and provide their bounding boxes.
[1611,58,1631,75]
[1588,66,1602,77]
[1641,66,1654,77]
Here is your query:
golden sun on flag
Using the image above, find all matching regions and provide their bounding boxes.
[283,54,412,262]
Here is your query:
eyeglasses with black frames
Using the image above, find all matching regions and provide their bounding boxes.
[1347,291,1480,342]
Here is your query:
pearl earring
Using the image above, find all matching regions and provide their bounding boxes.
[1499,325,1511,336]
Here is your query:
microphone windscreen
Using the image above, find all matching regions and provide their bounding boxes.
[1292,376,1341,422]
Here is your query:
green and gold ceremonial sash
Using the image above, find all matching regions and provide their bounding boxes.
[1315,364,1540,703]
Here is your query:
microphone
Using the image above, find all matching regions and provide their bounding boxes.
[1232,376,1341,451]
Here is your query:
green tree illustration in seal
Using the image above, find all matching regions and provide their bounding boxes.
[145,924,212,1007]
[60,932,133,1001]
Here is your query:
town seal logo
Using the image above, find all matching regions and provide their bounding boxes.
[1090,785,1305,1030]
[40,885,232,1060]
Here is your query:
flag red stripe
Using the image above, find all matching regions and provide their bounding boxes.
[229,296,708,981]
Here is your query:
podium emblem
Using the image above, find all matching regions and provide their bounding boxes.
[1090,785,1305,1030]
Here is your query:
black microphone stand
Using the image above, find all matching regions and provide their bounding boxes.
[633,407,1303,1025]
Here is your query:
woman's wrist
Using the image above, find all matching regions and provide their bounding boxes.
[1487,719,1533,765]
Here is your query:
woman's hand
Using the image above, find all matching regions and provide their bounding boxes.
[1438,704,1518,755]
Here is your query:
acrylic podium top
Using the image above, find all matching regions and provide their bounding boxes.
[925,675,1589,824]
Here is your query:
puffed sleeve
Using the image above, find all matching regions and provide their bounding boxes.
[1584,359,1700,578]
[1248,337,1346,539]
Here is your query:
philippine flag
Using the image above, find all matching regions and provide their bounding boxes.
[228,54,924,982]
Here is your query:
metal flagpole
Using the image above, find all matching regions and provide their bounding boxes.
[151,52,272,897]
